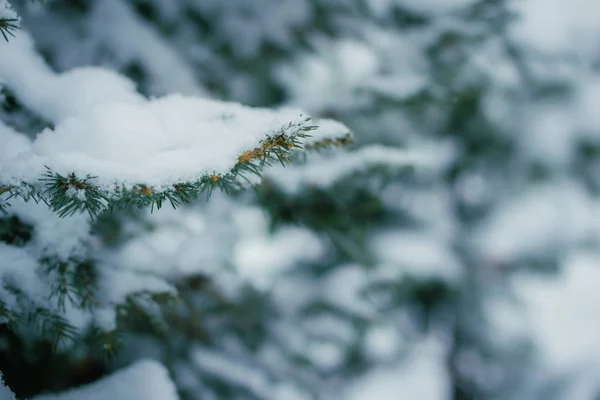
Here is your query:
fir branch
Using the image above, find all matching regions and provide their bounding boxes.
[0,124,352,218]
[85,326,125,360]
[1,282,81,350]
[0,299,24,330]
[32,307,79,350]
[41,256,99,312]
[0,185,11,215]
[42,257,77,313]
[41,168,108,218]
[116,291,179,342]
[72,260,98,309]
[98,330,123,358]
[304,134,354,151]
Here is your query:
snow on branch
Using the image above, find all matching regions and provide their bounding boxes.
[0,32,351,218]
[0,196,178,347]
[0,26,351,349]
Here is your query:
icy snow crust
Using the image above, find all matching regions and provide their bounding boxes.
[0,33,349,192]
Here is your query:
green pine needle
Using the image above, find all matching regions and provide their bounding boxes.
[0,18,19,42]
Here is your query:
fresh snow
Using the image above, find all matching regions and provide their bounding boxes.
[0,0,16,21]
[0,31,349,191]
[0,122,30,162]
[12,95,310,188]
[0,92,335,189]
[32,360,179,400]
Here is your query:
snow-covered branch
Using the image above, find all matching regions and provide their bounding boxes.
[0,31,351,217]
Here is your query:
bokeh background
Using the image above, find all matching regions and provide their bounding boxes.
[3,0,600,399]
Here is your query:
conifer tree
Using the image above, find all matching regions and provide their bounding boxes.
[1,1,600,399]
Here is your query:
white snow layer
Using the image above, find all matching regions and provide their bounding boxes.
[32,360,179,400]
[0,122,30,162]
[0,0,16,20]
[0,32,349,190]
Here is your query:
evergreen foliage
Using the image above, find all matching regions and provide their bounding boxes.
[1,0,599,399]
